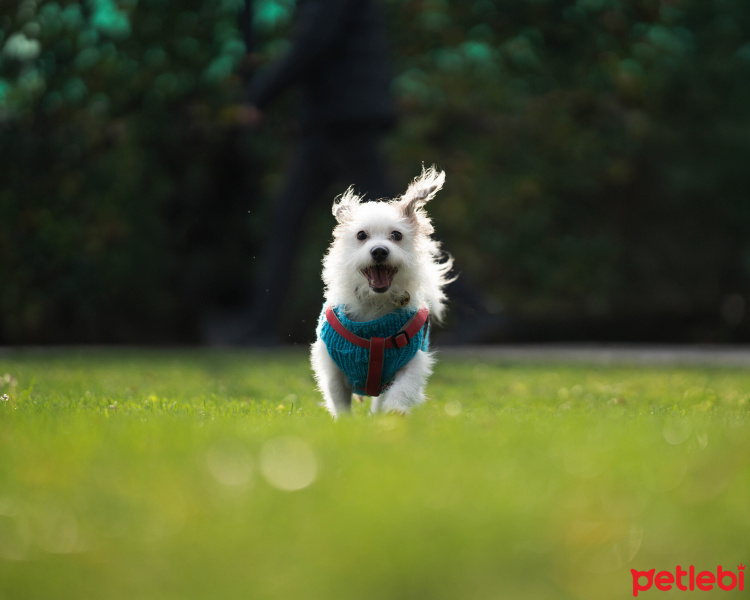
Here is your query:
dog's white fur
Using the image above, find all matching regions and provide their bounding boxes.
[310,166,453,418]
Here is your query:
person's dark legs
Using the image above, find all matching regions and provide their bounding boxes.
[204,126,396,345]
[246,133,336,340]
[252,126,395,334]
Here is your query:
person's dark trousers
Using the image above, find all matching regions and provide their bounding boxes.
[248,124,395,341]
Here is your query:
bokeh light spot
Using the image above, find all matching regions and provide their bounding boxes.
[206,440,254,487]
[260,436,318,492]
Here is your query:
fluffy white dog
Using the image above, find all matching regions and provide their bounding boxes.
[310,166,453,418]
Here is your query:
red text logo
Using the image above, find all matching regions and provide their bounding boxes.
[631,565,744,597]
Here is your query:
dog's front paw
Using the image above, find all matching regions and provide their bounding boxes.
[378,392,423,415]
[382,406,410,416]
[370,398,409,416]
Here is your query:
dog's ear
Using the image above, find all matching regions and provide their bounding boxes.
[399,166,445,220]
[332,187,360,223]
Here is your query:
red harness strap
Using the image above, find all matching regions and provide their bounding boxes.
[324,305,430,396]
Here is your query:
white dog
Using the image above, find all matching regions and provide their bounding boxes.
[310,167,453,418]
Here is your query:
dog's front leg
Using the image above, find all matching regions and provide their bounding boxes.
[377,350,435,414]
[310,338,353,418]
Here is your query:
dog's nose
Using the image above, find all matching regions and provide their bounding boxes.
[370,246,389,263]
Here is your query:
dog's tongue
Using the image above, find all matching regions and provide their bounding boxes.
[370,265,390,288]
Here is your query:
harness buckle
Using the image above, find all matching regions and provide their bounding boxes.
[391,331,410,349]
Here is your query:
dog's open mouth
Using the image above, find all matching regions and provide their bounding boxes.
[362,265,398,293]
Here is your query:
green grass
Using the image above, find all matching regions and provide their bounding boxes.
[0,348,748,600]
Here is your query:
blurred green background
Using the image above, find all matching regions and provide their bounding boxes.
[2,0,750,344]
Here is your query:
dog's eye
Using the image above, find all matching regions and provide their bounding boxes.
[356,231,368,241]
[390,231,403,242]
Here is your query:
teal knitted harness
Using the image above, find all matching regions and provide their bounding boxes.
[317,304,430,396]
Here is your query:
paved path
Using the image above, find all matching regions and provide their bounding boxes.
[2,344,750,367]
[440,344,750,367]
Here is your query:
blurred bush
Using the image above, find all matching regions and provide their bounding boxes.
[383,0,750,341]
[2,0,750,343]
[0,0,263,342]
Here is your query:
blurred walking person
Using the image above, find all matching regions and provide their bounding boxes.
[234,0,397,344]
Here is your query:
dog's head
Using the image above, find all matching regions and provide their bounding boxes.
[323,167,450,317]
